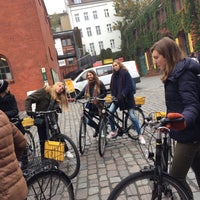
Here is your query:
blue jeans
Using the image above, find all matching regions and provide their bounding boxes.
[108,103,141,134]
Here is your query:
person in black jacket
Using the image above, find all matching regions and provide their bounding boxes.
[75,70,107,137]
[0,80,25,132]
[151,37,200,197]
[106,60,146,144]
[0,79,28,167]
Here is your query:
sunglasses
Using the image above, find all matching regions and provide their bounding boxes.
[112,64,118,67]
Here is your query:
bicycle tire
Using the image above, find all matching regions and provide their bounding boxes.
[27,169,74,200]
[125,107,145,140]
[98,117,107,157]
[79,116,87,155]
[51,134,80,179]
[23,130,36,163]
[107,170,191,200]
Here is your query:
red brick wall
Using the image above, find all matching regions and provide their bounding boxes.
[0,0,62,111]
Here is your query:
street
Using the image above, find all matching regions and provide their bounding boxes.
[58,75,199,200]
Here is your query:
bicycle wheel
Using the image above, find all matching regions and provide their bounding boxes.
[27,169,74,200]
[107,170,191,200]
[125,107,145,140]
[79,116,87,155]
[98,117,107,157]
[23,130,36,164]
[52,134,80,179]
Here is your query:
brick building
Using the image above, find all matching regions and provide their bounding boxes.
[0,0,61,111]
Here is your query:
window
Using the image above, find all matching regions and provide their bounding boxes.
[86,27,92,36]
[107,24,112,32]
[93,10,98,19]
[61,39,72,47]
[110,39,115,49]
[89,43,95,56]
[67,58,74,65]
[96,65,113,77]
[96,26,101,35]
[0,56,12,80]
[104,9,109,17]
[75,14,80,22]
[99,41,104,50]
[84,12,89,21]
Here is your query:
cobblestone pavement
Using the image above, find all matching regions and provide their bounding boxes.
[57,75,199,199]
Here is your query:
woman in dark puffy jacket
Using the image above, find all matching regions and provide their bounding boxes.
[151,37,200,197]
[0,110,28,200]
[106,60,146,145]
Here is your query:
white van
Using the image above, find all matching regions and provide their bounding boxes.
[71,60,140,93]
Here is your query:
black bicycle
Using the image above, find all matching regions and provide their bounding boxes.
[97,96,145,156]
[77,99,101,155]
[11,116,36,167]
[23,156,74,200]
[107,116,192,200]
[32,110,80,179]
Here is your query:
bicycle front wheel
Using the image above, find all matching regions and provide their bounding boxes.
[79,116,87,155]
[98,117,107,157]
[52,134,80,179]
[27,169,74,200]
[23,130,36,165]
[125,107,145,140]
[107,170,191,200]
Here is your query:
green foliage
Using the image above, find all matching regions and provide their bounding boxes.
[99,48,113,60]
[50,14,61,33]
[113,0,200,60]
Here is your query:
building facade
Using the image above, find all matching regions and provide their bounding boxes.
[66,0,122,56]
[0,0,61,110]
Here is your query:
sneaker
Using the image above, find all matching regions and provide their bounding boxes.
[107,131,117,139]
[138,135,146,145]
[66,151,74,159]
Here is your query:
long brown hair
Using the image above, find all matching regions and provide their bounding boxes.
[85,70,101,98]
[46,82,68,109]
[151,37,185,83]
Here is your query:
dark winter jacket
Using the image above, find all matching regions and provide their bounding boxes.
[110,68,135,110]
[0,92,19,118]
[165,57,200,143]
[25,88,52,112]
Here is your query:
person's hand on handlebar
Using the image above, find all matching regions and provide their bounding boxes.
[166,113,186,131]
[26,111,36,118]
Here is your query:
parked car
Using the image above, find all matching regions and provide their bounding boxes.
[68,60,141,94]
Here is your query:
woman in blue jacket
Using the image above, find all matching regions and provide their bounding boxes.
[107,60,146,145]
[151,37,200,197]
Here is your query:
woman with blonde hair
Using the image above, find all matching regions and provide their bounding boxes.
[25,82,72,158]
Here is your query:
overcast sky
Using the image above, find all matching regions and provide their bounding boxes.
[44,0,66,15]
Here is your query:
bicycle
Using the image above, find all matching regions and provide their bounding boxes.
[97,96,145,157]
[32,110,80,179]
[141,111,176,173]
[107,116,192,199]
[11,116,36,166]
[23,156,74,200]
[77,99,101,155]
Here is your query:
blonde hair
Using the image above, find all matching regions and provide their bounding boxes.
[46,82,68,109]
[112,59,128,71]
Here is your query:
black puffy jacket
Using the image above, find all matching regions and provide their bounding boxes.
[165,58,200,143]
